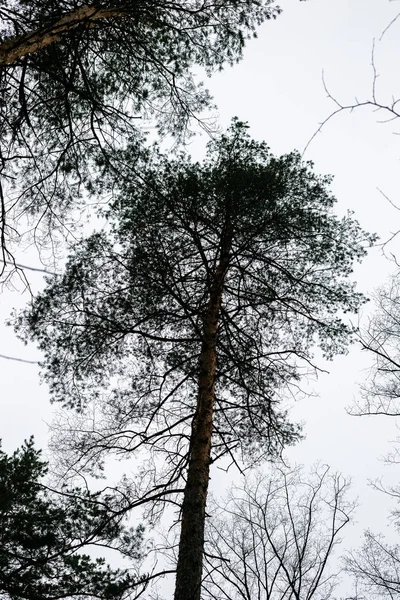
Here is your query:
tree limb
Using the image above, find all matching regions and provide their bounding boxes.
[0,5,127,67]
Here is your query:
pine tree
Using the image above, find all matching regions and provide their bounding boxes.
[16,121,375,600]
[0,437,148,600]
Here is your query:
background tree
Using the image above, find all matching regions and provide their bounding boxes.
[0,437,155,600]
[345,529,400,599]
[203,464,354,600]
[343,272,400,599]
[0,0,282,280]
[352,272,400,423]
[15,121,374,600]
[306,8,400,157]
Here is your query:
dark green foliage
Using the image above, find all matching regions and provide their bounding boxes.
[0,0,280,275]
[15,121,375,493]
[0,437,146,600]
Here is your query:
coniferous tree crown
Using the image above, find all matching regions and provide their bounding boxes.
[0,438,147,600]
[14,121,376,482]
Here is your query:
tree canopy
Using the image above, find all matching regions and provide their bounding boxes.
[0,0,280,278]
[15,121,374,600]
[353,273,400,419]
[345,271,400,598]
[346,529,400,599]
[205,465,354,600]
[0,437,148,600]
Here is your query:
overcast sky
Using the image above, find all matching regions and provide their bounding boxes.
[1,0,400,596]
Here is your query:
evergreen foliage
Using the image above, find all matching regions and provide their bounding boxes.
[0,438,146,600]
[0,0,280,275]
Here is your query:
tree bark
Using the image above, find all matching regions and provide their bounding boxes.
[174,223,232,600]
[0,5,127,67]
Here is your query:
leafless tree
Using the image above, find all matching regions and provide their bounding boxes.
[203,464,355,600]
[351,273,400,422]
[344,268,400,598]
[345,529,400,599]
[305,7,400,156]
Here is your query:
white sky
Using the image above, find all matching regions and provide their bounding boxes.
[1,0,400,596]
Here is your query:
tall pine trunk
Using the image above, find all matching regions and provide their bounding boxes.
[174,223,232,600]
